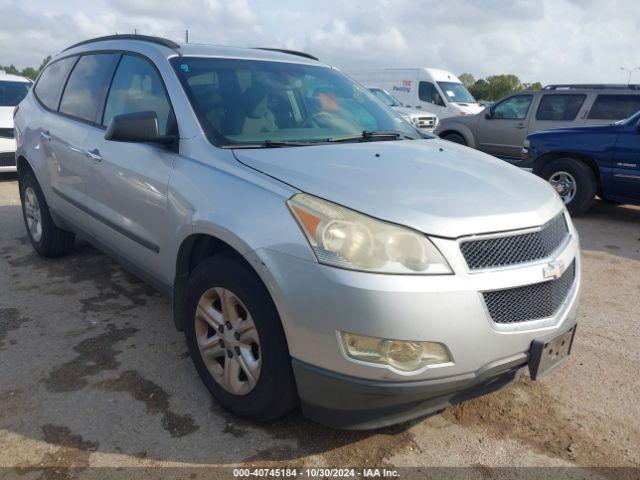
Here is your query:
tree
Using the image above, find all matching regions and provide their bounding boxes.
[38,55,51,72]
[1,55,52,80]
[461,73,543,101]
[523,81,543,91]
[458,73,475,90]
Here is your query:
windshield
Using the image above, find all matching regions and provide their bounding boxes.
[171,57,416,146]
[0,81,31,107]
[437,82,476,104]
[616,110,640,126]
[369,88,402,107]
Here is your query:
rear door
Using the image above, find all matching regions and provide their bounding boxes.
[476,94,534,158]
[83,54,177,278]
[528,93,589,134]
[36,54,119,228]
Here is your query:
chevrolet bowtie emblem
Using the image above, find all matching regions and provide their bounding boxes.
[543,259,566,280]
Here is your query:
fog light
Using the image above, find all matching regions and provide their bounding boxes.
[340,332,452,372]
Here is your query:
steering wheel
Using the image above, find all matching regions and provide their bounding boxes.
[301,111,337,128]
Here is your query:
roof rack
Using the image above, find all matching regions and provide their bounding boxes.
[254,48,319,61]
[543,84,640,91]
[62,34,181,52]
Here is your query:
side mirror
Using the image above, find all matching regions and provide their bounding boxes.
[105,111,175,145]
[485,109,493,119]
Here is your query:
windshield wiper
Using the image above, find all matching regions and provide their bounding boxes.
[327,130,416,143]
[224,139,321,149]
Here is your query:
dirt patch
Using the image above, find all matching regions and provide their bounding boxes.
[442,376,637,469]
[42,324,139,392]
[4,242,158,312]
[224,405,418,467]
[14,424,98,480]
[96,370,199,438]
[0,307,30,350]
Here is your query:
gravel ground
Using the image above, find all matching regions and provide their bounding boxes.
[0,173,639,479]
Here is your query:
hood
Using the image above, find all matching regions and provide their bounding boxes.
[233,139,562,238]
[454,103,484,115]
[530,123,619,138]
[0,107,14,128]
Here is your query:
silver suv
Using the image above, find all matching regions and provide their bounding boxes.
[14,35,581,429]
[436,84,640,161]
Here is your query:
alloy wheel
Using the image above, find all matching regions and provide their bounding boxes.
[24,187,43,242]
[194,287,261,395]
[548,171,577,205]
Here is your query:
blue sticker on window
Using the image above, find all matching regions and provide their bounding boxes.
[181,64,190,73]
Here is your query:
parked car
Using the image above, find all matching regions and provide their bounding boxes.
[520,110,640,215]
[348,68,483,119]
[0,71,32,172]
[436,84,640,161]
[368,87,438,132]
[15,35,580,429]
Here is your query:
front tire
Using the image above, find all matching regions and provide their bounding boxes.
[19,172,75,257]
[540,158,596,215]
[184,254,298,422]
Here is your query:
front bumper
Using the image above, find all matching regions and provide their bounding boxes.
[293,355,526,429]
[249,212,580,427]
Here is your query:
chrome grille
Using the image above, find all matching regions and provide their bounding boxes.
[460,213,569,270]
[483,261,576,324]
[416,116,436,129]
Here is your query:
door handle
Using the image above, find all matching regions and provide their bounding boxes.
[40,131,51,141]
[515,123,526,129]
[86,148,103,162]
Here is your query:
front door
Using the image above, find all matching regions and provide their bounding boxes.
[477,94,534,159]
[610,119,640,201]
[84,54,177,280]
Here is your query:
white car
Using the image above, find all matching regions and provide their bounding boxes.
[0,71,32,172]
[368,87,438,132]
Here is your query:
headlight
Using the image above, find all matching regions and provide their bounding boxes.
[287,193,451,274]
[341,332,452,371]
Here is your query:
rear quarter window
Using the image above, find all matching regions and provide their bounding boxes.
[588,94,640,120]
[59,54,119,123]
[34,56,77,110]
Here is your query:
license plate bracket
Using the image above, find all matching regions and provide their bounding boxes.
[528,325,576,380]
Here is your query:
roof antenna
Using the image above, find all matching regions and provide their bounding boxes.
[185,29,189,43]
[134,28,137,35]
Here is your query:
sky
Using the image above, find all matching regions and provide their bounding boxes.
[1,0,639,85]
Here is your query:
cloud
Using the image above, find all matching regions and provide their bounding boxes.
[1,0,639,85]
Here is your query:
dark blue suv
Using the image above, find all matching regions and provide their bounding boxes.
[520,111,640,214]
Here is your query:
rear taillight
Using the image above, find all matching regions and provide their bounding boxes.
[13,105,19,118]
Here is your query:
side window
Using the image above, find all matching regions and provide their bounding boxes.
[491,95,533,120]
[536,94,586,121]
[103,55,173,135]
[59,54,119,123]
[418,81,444,106]
[34,56,77,110]
[588,95,640,120]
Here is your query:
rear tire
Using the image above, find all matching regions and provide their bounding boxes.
[19,172,75,257]
[540,158,596,216]
[442,132,467,145]
[184,254,298,422]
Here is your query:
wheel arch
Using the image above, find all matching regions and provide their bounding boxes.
[437,126,475,147]
[172,231,277,332]
[533,152,601,190]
